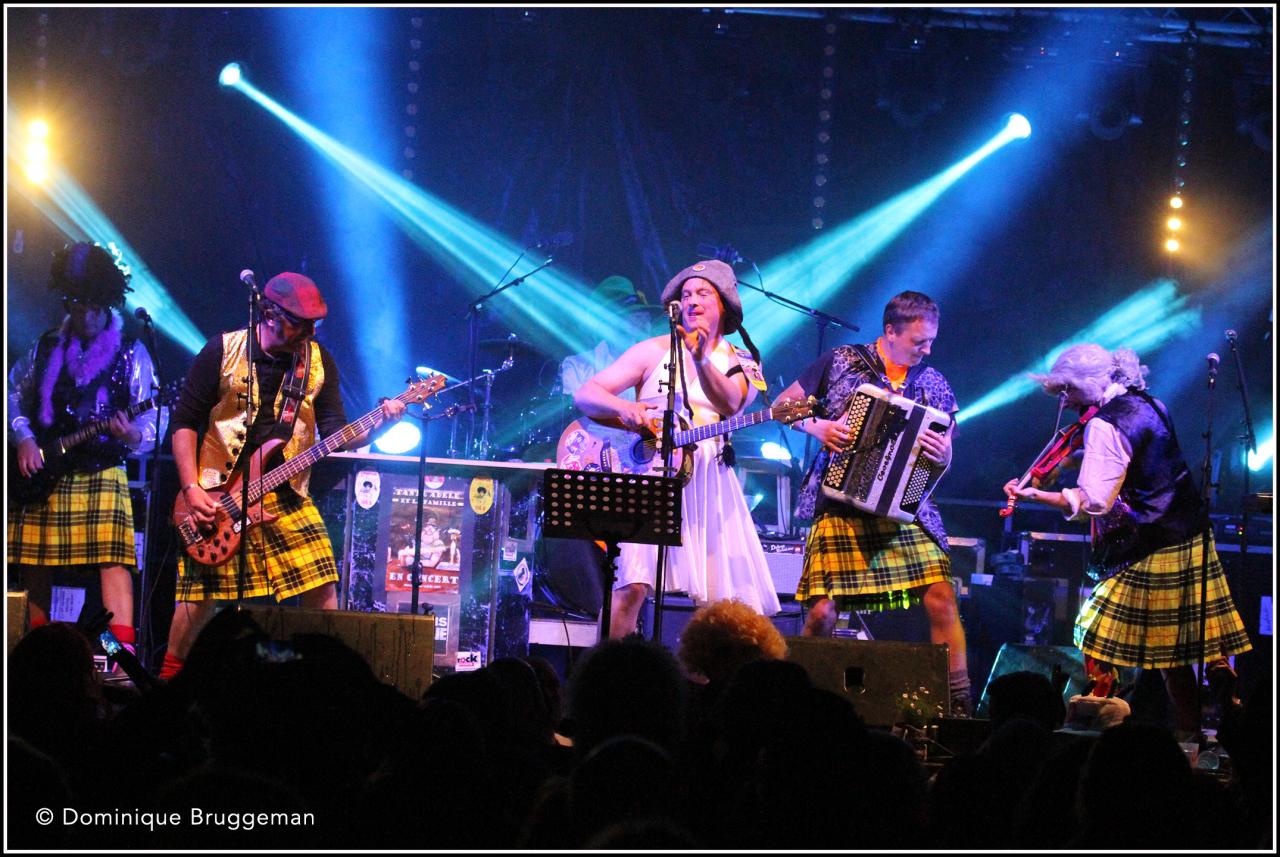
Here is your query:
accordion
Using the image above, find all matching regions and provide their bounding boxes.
[820,383,954,523]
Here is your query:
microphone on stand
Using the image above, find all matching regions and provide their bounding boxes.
[667,301,681,323]
[1225,329,1238,346]
[240,269,259,290]
[1206,352,1220,378]
[134,307,154,325]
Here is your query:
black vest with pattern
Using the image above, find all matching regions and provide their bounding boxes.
[1088,389,1206,574]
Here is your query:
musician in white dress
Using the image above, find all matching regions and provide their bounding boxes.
[573,260,780,638]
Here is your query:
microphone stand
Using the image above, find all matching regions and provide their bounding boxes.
[462,255,555,459]
[237,283,262,602]
[733,273,858,468]
[1195,357,1219,691]
[1225,332,1257,583]
[138,314,165,670]
[651,306,683,644]
[406,401,474,616]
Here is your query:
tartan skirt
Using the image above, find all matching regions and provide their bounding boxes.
[1075,535,1252,669]
[176,490,338,602]
[7,467,137,568]
[796,509,951,611]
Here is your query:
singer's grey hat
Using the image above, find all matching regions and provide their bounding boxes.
[660,259,743,334]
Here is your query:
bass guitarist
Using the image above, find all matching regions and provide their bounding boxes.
[572,259,780,637]
[159,272,405,680]
[8,242,162,659]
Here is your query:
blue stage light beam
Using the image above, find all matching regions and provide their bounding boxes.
[746,115,1032,353]
[275,8,412,409]
[1248,430,1273,472]
[220,70,644,360]
[7,118,206,354]
[959,279,1202,424]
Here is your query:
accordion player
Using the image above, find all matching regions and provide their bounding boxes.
[820,383,954,523]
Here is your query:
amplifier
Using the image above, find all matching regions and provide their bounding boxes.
[760,538,805,597]
[1018,531,1090,582]
[947,536,986,580]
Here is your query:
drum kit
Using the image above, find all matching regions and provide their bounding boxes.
[450,335,570,462]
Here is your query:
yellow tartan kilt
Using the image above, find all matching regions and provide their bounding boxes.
[1075,535,1253,669]
[176,491,338,601]
[7,467,137,568]
[796,510,951,611]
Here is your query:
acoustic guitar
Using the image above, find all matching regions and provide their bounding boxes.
[555,395,817,484]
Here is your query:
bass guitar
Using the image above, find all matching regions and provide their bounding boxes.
[173,374,445,566]
[556,395,817,483]
[9,381,181,506]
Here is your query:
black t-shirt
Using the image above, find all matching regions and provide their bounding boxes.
[171,332,349,459]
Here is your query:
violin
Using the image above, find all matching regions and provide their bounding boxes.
[1000,405,1099,518]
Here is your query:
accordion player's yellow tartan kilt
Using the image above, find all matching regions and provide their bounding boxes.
[176,490,338,601]
[796,508,952,611]
[8,467,137,568]
[1075,535,1252,669]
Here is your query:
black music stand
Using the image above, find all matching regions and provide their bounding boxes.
[540,469,682,641]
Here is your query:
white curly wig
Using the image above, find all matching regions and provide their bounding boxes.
[1031,344,1148,404]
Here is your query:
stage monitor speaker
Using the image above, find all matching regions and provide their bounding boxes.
[8,591,29,655]
[238,605,436,699]
[975,642,1087,719]
[639,596,805,652]
[784,636,949,727]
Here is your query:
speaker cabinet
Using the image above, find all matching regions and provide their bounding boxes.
[784,636,950,727]
[237,605,436,698]
[975,642,1087,718]
[638,596,805,652]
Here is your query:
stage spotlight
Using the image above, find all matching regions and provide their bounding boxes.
[1169,196,1184,209]
[1166,237,1181,252]
[374,420,422,455]
[1248,433,1273,472]
[219,63,242,87]
[760,441,792,462]
[28,119,49,139]
[1167,217,1183,231]
[1005,113,1032,139]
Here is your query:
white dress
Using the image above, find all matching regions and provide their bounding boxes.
[615,340,781,617]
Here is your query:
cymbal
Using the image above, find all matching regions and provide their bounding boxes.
[478,337,545,353]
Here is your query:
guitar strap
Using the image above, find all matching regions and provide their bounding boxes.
[276,343,312,433]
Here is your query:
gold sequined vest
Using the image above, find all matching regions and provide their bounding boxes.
[197,328,325,497]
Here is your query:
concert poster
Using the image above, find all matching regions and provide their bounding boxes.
[378,472,468,596]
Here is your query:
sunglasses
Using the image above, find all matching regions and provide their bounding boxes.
[264,299,322,331]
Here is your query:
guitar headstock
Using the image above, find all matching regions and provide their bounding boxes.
[402,374,447,404]
[773,395,819,425]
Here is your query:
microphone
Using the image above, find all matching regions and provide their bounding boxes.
[1206,352,1220,375]
[240,269,258,289]
[1225,329,1238,345]
[534,231,573,250]
[133,306,153,325]
[667,301,682,323]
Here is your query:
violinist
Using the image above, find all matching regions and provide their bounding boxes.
[1002,343,1251,740]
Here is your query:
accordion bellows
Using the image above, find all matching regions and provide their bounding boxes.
[820,383,954,523]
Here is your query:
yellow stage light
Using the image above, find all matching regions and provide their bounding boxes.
[1167,217,1182,231]
[1169,196,1184,209]
[1165,237,1181,252]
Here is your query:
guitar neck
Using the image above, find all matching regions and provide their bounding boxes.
[250,392,412,502]
[56,396,160,452]
[671,406,776,447]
